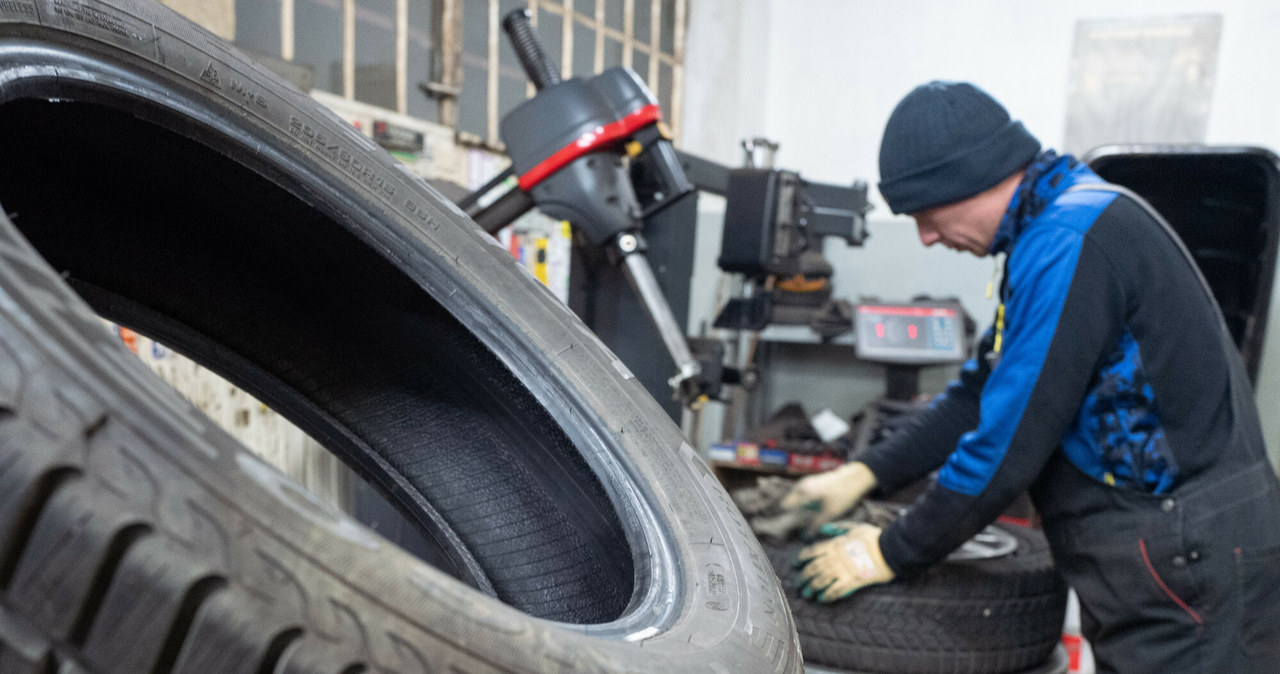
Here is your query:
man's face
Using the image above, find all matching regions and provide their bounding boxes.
[909,191,1006,257]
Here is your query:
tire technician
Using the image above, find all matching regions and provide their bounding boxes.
[784,81,1280,673]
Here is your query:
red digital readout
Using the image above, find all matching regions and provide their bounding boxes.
[875,323,885,338]
[908,325,918,339]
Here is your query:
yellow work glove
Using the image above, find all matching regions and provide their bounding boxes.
[779,461,878,539]
[792,522,894,602]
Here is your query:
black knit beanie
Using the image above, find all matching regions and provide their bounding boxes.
[878,81,1040,215]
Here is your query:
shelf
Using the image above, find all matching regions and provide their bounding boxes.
[710,459,827,476]
[754,324,855,346]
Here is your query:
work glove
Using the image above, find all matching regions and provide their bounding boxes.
[779,461,878,539]
[792,522,894,602]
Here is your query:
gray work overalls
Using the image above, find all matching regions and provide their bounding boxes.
[1031,183,1280,673]
[1035,436,1280,672]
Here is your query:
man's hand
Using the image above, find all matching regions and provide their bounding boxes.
[792,523,894,602]
[779,461,878,538]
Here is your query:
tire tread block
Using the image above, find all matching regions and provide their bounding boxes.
[81,536,223,674]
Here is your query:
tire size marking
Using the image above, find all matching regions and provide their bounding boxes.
[289,115,397,201]
[405,199,437,229]
[162,31,450,243]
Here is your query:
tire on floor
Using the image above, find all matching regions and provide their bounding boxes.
[765,523,1066,674]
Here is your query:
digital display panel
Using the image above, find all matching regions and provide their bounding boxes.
[854,302,966,364]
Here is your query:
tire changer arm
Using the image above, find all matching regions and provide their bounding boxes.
[459,9,707,405]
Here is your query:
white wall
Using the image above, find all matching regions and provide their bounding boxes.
[692,0,1280,187]
[684,0,1280,465]
[682,1,775,167]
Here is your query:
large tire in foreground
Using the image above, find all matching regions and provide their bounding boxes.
[0,1,800,671]
[765,523,1066,674]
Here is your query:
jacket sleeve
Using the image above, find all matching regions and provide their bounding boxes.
[860,328,994,494]
[878,220,1125,578]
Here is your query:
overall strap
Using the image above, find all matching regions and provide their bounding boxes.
[1064,183,1228,339]
[1065,183,1265,467]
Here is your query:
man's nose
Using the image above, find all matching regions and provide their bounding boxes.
[917,225,940,246]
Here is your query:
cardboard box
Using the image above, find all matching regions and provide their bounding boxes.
[814,455,845,472]
[760,448,790,467]
[708,443,738,463]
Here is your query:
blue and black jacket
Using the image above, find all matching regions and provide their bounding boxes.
[863,152,1239,578]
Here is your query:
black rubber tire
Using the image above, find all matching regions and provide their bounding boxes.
[0,1,800,672]
[765,523,1066,674]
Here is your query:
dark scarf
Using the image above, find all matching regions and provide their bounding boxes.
[990,150,1096,255]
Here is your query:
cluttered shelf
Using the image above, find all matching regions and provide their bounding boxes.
[708,439,848,492]
[710,459,833,477]
[755,323,855,346]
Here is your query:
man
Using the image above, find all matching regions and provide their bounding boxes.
[785,81,1280,673]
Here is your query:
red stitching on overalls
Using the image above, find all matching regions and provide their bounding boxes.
[1139,538,1203,624]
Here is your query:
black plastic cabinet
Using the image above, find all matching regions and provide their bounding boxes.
[1086,145,1280,384]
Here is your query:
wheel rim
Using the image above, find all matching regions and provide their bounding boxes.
[946,525,1019,562]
